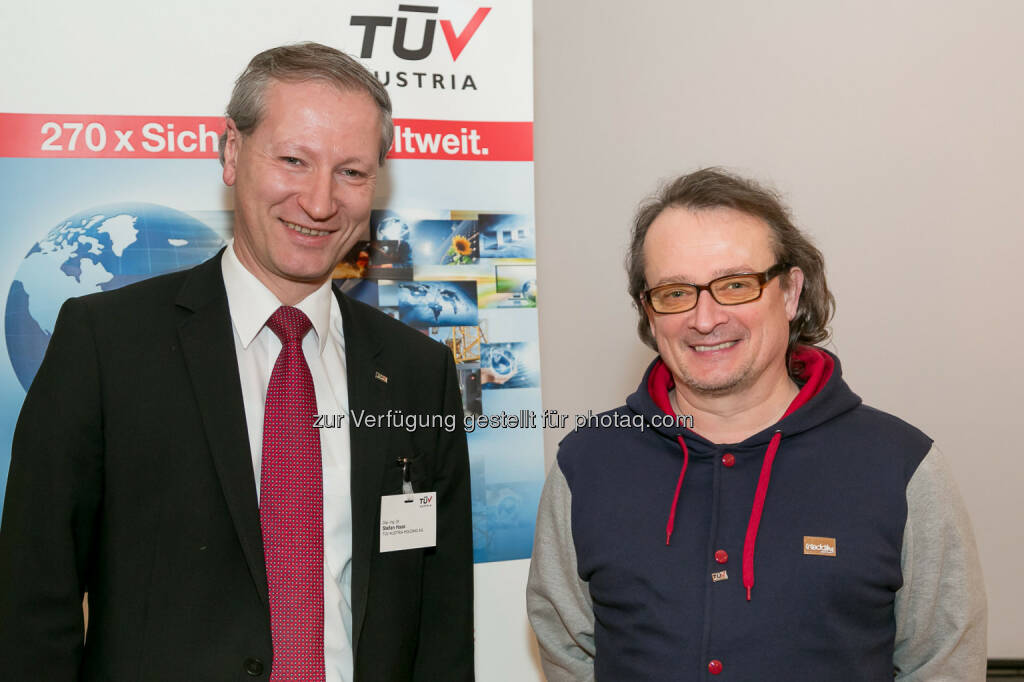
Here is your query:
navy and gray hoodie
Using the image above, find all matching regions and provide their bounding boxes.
[527,347,986,681]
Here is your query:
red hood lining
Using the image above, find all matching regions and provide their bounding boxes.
[646,346,834,425]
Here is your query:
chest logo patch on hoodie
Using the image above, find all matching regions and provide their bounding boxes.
[803,536,837,557]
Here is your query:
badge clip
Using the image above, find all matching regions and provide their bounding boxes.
[397,457,414,498]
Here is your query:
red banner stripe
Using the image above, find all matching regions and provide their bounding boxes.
[0,113,533,161]
[389,119,532,161]
[0,114,225,158]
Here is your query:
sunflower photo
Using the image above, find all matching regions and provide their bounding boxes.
[411,219,480,266]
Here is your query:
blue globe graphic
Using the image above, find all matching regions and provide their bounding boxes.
[376,216,410,242]
[5,202,225,391]
[489,347,518,377]
[521,279,538,302]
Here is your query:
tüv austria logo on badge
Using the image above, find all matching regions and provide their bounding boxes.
[4,202,224,391]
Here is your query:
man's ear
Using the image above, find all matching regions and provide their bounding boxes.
[783,266,805,321]
[222,119,241,187]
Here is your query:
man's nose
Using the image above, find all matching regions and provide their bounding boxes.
[689,288,728,333]
[297,168,338,222]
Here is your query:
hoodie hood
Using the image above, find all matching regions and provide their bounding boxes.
[625,346,863,600]
[625,346,862,448]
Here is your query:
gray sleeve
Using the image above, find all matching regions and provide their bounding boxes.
[526,463,596,682]
[894,445,987,681]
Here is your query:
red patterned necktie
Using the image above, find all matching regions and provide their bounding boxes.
[261,306,325,681]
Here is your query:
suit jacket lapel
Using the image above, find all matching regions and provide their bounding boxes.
[176,252,268,604]
[334,286,389,655]
[173,267,392,634]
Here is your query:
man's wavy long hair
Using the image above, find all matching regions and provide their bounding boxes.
[626,167,835,374]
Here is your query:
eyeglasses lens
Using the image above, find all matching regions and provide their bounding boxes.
[651,286,697,313]
[710,275,761,305]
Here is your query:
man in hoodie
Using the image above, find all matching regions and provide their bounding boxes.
[526,168,986,681]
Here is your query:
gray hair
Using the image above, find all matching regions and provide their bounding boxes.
[625,167,835,370]
[219,42,393,166]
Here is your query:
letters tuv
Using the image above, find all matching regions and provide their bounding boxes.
[351,5,491,61]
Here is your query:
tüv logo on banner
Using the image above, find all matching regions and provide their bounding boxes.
[350,5,491,61]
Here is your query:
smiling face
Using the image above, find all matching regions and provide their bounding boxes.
[222,78,381,304]
[643,206,803,400]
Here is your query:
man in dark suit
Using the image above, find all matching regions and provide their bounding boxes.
[0,43,474,681]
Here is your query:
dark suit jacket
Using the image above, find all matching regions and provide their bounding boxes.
[0,252,475,681]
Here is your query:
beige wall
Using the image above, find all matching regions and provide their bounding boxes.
[533,0,1024,657]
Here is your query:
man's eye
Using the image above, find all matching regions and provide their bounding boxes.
[281,156,302,165]
[340,168,365,178]
[663,288,692,299]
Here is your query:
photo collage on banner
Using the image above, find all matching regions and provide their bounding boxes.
[334,207,540,561]
[0,0,541,564]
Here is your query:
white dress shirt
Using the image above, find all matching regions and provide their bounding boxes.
[221,243,354,682]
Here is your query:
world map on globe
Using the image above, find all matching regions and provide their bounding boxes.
[5,202,225,391]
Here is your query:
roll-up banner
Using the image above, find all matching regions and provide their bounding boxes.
[1,1,541,676]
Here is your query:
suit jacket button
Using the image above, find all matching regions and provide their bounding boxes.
[243,657,264,676]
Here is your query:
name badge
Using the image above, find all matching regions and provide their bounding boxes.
[380,492,437,552]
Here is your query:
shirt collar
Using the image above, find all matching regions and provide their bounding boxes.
[221,241,333,354]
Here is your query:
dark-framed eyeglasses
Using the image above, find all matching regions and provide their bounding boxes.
[642,263,791,314]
